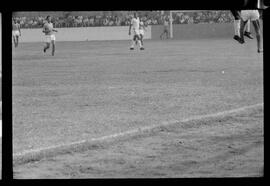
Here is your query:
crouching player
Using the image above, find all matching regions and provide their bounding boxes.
[138,20,146,49]
[128,12,144,50]
[239,10,263,53]
[43,16,58,56]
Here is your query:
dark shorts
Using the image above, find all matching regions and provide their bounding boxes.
[164,28,169,33]
[230,10,241,20]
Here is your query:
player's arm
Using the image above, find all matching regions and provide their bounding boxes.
[52,28,58,32]
[143,24,147,31]
[18,24,21,35]
[128,19,132,35]
[42,24,46,33]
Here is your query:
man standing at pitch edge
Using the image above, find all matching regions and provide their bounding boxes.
[12,18,21,48]
[43,16,58,56]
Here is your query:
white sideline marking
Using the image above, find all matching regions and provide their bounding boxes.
[14,103,263,157]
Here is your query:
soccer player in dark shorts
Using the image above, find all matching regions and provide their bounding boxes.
[230,10,253,42]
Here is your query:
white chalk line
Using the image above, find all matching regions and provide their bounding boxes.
[13,103,263,159]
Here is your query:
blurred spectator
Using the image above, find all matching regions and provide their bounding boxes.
[13,11,235,28]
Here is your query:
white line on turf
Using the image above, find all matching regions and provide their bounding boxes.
[13,103,263,158]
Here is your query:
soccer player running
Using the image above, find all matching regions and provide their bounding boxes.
[160,17,169,39]
[230,10,253,42]
[42,15,58,56]
[12,19,21,48]
[128,12,144,50]
[238,10,263,53]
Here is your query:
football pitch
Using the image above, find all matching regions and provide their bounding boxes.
[12,39,263,177]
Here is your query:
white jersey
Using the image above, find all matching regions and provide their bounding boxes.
[131,17,140,31]
[43,22,54,35]
[241,10,260,21]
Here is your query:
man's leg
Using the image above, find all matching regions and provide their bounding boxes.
[139,34,144,50]
[233,18,241,40]
[244,20,254,39]
[140,34,144,46]
[231,10,241,41]
[130,35,136,50]
[51,40,55,56]
[160,31,164,39]
[239,19,247,44]
[13,36,17,47]
[15,36,19,47]
[166,30,169,39]
[252,19,262,53]
[44,42,50,53]
[135,34,143,49]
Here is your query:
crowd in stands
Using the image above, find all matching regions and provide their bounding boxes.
[13,11,235,29]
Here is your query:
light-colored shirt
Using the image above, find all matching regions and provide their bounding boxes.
[43,22,54,35]
[139,21,145,31]
[131,17,140,30]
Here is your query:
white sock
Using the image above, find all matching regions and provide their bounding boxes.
[234,20,240,36]
[138,40,142,48]
[130,40,135,48]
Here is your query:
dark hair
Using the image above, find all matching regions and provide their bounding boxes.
[46,15,51,20]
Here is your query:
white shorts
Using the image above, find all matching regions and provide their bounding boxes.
[45,34,56,43]
[133,29,140,36]
[139,29,144,36]
[241,10,260,21]
[12,30,20,37]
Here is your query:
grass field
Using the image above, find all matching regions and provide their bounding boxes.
[12,38,263,177]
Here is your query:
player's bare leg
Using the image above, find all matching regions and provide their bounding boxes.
[233,19,241,41]
[239,19,247,44]
[15,36,18,47]
[160,31,164,39]
[244,20,254,39]
[135,34,143,50]
[44,42,50,53]
[252,20,263,53]
[166,30,169,39]
[140,34,144,46]
[16,35,20,47]
[13,36,17,48]
[130,35,136,50]
[139,34,144,50]
[51,40,55,56]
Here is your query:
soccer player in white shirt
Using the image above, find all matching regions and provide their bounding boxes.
[238,10,262,53]
[12,19,21,48]
[139,20,146,48]
[128,12,144,50]
[42,16,58,56]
